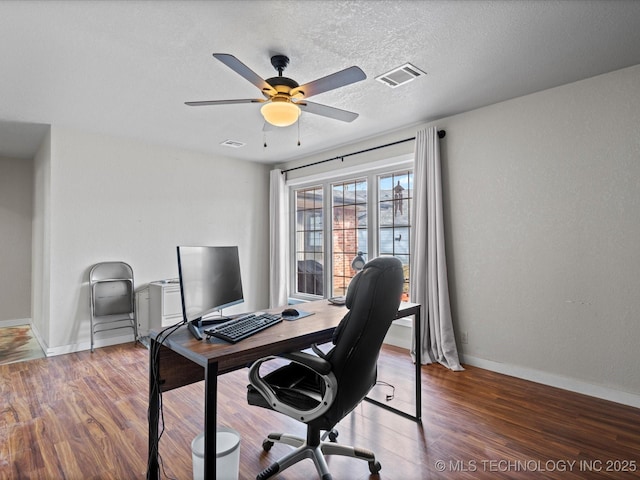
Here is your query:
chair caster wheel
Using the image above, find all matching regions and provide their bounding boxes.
[322,428,339,442]
[262,439,274,451]
[369,460,382,474]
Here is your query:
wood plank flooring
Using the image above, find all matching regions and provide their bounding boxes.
[1,342,639,479]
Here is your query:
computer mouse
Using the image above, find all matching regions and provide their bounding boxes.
[282,308,299,317]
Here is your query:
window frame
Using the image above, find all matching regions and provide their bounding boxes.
[288,154,413,301]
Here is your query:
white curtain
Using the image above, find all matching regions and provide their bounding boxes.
[410,127,464,371]
[269,169,289,308]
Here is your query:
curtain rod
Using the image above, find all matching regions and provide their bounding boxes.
[281,129,446,175]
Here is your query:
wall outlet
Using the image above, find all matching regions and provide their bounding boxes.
[460,331,468,344]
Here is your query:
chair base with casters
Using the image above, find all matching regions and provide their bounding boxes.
[247,256,405,480]
[257,428,381,480]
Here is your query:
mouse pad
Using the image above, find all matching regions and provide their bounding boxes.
[282,310,315,321]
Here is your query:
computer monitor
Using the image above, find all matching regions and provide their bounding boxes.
[176,245,244,339]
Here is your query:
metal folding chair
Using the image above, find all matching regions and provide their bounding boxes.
[89,261,138,352]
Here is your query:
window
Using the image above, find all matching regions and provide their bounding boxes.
[378,171,412,300]
[291,162,413,301]
[332,179,367,296]
[294,186,324,296]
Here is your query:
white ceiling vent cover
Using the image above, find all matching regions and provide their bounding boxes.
[376,63,426,88]
[220,139,246,148]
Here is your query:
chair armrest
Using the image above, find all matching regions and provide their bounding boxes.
[279,351,331,375]
[310,343,331,360]
[248,353,337,423]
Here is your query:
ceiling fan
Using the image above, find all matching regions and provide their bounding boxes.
[185,53,366,127]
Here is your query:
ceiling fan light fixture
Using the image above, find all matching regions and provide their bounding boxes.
[261,98,300,127]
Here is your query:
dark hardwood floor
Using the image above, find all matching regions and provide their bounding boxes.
[1,342,639,479]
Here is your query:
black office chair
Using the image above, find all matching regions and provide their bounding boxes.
[247,256,404,480]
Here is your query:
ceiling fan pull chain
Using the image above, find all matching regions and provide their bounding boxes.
[297,116,301,146]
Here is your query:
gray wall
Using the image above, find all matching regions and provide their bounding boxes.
[0,157,33,323]
[443,64,640,403]
[280,64,640,405]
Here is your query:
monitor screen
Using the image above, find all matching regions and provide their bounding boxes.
[176,246,244,323]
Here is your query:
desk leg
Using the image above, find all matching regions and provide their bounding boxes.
[414,309,422,422]
[363,306,422,423]
[203,362,218,480]
[147,339,160,480]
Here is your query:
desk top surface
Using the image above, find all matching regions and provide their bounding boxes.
[151,300,418,372]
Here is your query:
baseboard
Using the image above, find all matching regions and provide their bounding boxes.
[461,354,640,409]
[45,333,138,357]
[382,322,640,409]
[29,322,48,355]
[0,318,31,328]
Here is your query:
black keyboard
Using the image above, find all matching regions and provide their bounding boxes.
[204,312,282,343]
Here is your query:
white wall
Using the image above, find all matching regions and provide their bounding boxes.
[35,127,270,353]
[0,156,33,324]
[32,129,52,343]
[279,64,640,406]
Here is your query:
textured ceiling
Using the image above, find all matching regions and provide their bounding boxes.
[1,0,640,163]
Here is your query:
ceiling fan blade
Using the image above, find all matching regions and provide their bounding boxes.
[185,99,265,106]
[212,53,277,96]
[296,100,359,122]
[291,66,366,99]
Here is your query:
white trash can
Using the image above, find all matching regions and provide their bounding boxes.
[191,427,240,480]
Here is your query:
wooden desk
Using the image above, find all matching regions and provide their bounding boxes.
[146,300,421,480]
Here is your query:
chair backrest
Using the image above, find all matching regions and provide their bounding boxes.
[90,262,134,284]
[89,262,135,317]
[315,256,404,428]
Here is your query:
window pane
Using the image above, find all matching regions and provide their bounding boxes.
[331,178,367,296]
[378,170,413,301]
[332,184,344,205]
[396,254,410,302]
[379,227,395,255]
[357,229,367,253]
[295,187,324,296]
[343,204,356,226]
[379,199,394,227]
[379,175,393,192]
[393,172,412,226]
[393,227,410,254]
[356,204,367,227]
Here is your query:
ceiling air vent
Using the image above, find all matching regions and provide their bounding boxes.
[220,139,245,148]
[375,63,426,88]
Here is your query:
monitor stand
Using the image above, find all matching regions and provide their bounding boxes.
[187,320,203,340]
[187,316,231,340]
[201,317,230,326]
[201,311,233,326]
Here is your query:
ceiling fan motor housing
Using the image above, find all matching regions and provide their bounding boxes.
[266,76,299,91]
[266,55,304,96]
